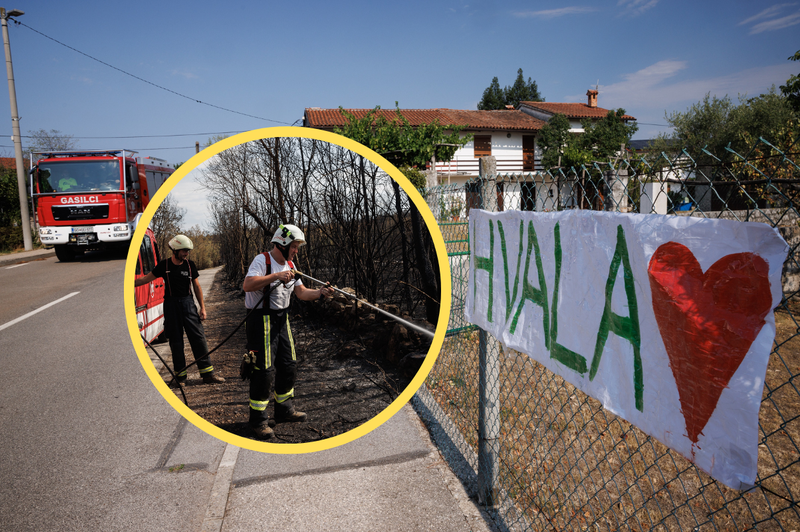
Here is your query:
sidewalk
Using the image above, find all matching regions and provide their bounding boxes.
[150,266,495,532]
[0,247,55,267]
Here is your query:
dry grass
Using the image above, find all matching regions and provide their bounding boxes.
[426,312,800,532]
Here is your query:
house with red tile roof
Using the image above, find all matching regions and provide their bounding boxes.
[304,107,547,182]
[519,90,635,129]
[304,90,635,185]
[305,91,636,214]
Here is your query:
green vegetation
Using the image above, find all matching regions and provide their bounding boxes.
[478,68,544,110]
[0,164,25,252]
[780,49,800,113]
[333,104,469,170]
[537,109,638,170]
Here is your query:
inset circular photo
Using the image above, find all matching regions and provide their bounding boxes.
[124,127,450,453]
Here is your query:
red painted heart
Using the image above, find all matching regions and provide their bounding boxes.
[648,242,772,445]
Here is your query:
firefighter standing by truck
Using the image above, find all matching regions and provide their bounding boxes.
[242,224,334,439]
[134,234,225,385]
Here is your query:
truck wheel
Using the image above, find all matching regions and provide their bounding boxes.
[54,245,75,262]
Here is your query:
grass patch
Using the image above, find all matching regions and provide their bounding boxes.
[426,310,800,531]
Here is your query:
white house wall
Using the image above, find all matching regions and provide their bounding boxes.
[435,131,542,178]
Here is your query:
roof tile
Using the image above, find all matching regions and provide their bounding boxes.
[304,108,547,131]
[519,101,636,121]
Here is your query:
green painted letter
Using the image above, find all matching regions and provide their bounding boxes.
[549,223,588,374]
[589,225,643,411]
[473,219,495,322]
[509,221,549,349]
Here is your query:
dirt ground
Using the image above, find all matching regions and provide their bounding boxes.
[149,275,435,444]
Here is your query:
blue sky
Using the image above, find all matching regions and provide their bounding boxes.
[2,0,797,228]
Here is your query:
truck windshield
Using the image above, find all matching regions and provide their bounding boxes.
[36,160,121,193]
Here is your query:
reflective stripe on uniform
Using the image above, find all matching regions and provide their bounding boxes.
[264,315,272,369]
[287,315,296,361]
[250,399,269,411]
[199,366,214,374]
[274,388,294,404]
[177,370,187,377]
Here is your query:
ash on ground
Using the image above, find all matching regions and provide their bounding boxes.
[156,276,435,444]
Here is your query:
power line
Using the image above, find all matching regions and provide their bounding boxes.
[0,143,200,152]
[20,131,246,140]
[12,19,291,126]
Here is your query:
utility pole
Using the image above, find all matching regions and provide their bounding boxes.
[1,7,32,250]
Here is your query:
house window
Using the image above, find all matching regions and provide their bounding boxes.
[522,135,535,171]
[474,135,491,158]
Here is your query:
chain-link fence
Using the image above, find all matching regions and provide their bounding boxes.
[413,138,800,531]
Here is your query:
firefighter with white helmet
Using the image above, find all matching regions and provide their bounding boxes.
[242,223,334,439]
[135,234,225,385]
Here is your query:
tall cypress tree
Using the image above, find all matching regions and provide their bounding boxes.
[478,77,505,110]
[477,69,544,110]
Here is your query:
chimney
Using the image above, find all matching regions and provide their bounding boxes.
[587,89,598,108]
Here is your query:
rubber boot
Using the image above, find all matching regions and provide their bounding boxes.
[202,372,225,384]
[252,423,274,439]
[275,402,307,423]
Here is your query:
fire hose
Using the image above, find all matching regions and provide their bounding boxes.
[140,281,281,406]
[140,270,434,406]
[291,269,435,340]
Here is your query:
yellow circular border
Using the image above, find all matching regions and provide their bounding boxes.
[124,126,452,453]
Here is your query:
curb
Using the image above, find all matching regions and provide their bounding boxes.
[0,249,56,267]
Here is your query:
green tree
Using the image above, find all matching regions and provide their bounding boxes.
[478,77,505,111]
[477,68,544,110]
[780,50,800,113]
[0,164,24,251]
[582,108,639,160]
[505,68,544,108]
[334,104,468,324]
[538,110,637,170]
[537,114,576,169]
[334,104,469,170]
[654,89,796,164]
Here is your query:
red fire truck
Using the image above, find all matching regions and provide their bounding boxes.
[135,225,165,343]
[31,149,173,261]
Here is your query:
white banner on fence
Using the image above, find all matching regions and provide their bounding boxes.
[464,209,788,490]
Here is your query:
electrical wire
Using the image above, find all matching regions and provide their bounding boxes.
[12,19,291,125]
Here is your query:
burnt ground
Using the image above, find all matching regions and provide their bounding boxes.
[148,274,435,444]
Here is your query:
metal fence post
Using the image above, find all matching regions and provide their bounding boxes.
[477,156,500,507]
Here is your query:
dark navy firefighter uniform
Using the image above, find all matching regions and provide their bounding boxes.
[245,251,301,425]
[151,258,215,381]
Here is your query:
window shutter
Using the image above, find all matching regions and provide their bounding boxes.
[474,135,492,158]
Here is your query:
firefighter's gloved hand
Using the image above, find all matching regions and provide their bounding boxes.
[320,282,334,299]
[240,351,256,380]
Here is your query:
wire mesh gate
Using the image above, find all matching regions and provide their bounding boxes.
[415,139,800,531]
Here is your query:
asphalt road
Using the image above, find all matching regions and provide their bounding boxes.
[0,251,492,532]
[0,252,224,531]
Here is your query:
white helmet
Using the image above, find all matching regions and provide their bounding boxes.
[271,224,306,247]
[168,234,194,251]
